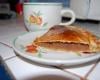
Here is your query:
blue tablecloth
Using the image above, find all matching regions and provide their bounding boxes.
[0,64,12,80]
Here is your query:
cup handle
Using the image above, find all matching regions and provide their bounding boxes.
[60,8,76,25]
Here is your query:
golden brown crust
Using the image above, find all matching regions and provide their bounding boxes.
[34,25,100,53]
[96,39,100,52]
[34,25,96,44]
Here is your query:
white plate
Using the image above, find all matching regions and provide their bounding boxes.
[13,30,100,66]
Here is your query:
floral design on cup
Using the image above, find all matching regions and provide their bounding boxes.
[26,11,48,27]
[29,11,42,25]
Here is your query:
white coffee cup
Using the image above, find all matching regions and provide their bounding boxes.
[24,69,80,80]
[23,2,75,31]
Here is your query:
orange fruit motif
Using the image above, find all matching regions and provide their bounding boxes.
[29,14,42,26]
[35,16,42,25]
[29,15,36,23]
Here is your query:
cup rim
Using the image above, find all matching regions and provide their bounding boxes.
[24,2,62,5]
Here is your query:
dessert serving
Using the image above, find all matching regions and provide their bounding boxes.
[34,25,100,53]
[13,25,100,66]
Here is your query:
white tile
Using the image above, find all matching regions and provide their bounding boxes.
[87,62,100,80]
[0,43,16,60]
[4,56,81,80]
[65,64,94,77]
[0,18,27,60]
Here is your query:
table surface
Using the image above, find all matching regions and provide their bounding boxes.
[0,17,100,80]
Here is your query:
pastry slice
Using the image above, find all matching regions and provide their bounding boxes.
[34,25,100,53]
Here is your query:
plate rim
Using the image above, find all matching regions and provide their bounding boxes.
[12,31,100,66]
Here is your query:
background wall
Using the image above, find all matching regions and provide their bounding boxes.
[29,0,70,7]
[0,0,70,12]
